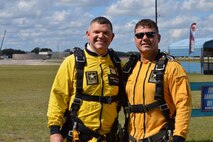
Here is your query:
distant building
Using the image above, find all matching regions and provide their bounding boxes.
[169,38,212,57]
[169,38,213,74]
[12,52,71,60]
[12,53,47,60]
[39,51,52,59]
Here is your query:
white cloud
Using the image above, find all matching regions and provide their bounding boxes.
[0,0,212,52]
[52,10,69,22]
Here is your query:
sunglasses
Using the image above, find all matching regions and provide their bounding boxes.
[135,32,156,39]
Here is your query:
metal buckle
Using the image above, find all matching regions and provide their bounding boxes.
[155,64,165,71]
[123,67,132,74]
[159,104,169,111]
[75,56,85,63]
[124,106,130,115]
[106,96,112,104]
[73,98,82,105]
[113,57,121,64]
[99,96,112,104]
[68,130,73,137]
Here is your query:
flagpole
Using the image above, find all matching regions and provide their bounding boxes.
[188,53,190,73]
[155,0,157,24]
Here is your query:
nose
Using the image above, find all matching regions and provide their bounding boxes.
[98,32,104,38]
[142,33,149,39]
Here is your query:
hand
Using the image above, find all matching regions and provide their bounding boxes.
[50,133,63,142]
[173,135,185,142]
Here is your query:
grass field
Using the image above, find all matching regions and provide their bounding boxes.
[0,64,213,142]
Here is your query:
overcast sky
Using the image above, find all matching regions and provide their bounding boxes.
[0,0,212,52]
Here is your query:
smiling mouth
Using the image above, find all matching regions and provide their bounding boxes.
[142,43,150,47]
[97,41,105,45]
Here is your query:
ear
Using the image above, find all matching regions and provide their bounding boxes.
[111,33,115,41]
[86,31,89,40]
[158,34,161,43]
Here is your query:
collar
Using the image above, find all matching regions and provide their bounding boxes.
[85,43,108,57]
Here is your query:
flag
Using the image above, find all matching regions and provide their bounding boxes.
[189,23,197,54]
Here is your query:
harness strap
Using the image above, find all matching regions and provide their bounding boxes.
[154,54,167,101]
[126,101,169,113]
[80,93,120,104]
[74,47,85,97]
[66,117,107,141]
[108,48,124,108]
[123,54,139,84]
[154,53,171,121]
[122,54,139,140]
[71,47,86,116]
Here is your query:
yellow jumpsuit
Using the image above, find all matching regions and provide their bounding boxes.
[126,55,191,141]
[47,47,120,141]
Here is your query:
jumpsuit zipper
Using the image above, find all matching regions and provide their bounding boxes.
[98,63,104,131]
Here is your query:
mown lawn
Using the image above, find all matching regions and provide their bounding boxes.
[0,65,213,141]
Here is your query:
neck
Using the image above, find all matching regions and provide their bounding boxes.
[140,51,158,62]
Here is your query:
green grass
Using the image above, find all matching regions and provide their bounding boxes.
[0,65,59,142]
[0,65,213,141]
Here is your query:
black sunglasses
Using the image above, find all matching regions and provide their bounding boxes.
[135,32,156,39]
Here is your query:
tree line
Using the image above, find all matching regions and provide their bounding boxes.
[0,47,138,58]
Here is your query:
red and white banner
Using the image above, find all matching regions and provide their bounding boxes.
[189,23,197,54]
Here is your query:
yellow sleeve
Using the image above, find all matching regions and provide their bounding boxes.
[47,55,75,127]
[166,61,192,139]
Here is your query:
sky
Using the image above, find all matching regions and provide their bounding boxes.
[0,0,212,52]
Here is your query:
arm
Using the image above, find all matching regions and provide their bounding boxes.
[167,62,192,139]
[50,134,63,142]
[47,56,75,140]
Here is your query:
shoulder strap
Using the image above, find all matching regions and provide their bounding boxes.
[70,47,86,117]
[74,47,86,97]
[154,52,173,123]
[121,53,139,137]
[123,54,139,85]
[108,48,124,110]
[154,52,168,101]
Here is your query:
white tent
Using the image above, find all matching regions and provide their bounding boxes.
[169,38,212,56]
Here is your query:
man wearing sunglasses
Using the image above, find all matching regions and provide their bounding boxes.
[124,19,191,142]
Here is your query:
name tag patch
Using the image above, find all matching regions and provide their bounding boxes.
[108,66,119,86]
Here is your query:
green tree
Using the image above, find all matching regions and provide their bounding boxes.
[31,47,40,54]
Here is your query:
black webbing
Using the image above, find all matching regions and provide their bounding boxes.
[123,54,139,84]
[154,53,171,121]
[71,47,86,116]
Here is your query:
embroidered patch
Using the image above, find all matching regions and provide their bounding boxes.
[109,66,117,75]
[108,66,119,86]
[148,70,157,83]
[108,74,119,85]
[86,71,98,85]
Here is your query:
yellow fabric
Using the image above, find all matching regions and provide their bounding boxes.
[47,48,119,140]
[126,58,191,140]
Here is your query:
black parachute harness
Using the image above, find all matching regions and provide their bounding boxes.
[122,51,175,142]
[63,47,124,142]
